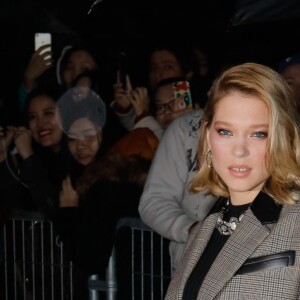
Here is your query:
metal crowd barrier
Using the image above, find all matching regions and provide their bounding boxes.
[0,211,171,300]
[0,210,75,300]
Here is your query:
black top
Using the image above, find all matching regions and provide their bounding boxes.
[0,147,69,217]
[182,198,250,300]
[53,179,142,279]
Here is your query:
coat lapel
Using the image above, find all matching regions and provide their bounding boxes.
[168,212,220,298]
[198,209,270,299]
[167,192,283,300]
[197,192,282,299]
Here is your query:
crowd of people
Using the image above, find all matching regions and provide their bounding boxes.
[1,40,212,298]
[2,35,300,299]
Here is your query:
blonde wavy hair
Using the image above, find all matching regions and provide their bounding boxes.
[189,62,300,205]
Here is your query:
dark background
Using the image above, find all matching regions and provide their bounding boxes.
[1,0,300,123]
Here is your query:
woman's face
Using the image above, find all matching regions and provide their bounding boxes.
[67,117,102,166]
[28,95,63,152]
[206,92,270,204]
[149,50,184,89]
[63,50,97,87]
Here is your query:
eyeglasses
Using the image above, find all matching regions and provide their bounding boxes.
[155,97,176,115]
[155,93,188,115]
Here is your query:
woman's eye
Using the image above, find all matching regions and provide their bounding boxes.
[156,105,164,113]
[164,64,174,71]
[217,129,231,136]
[45,111,54,116]
[81,134,95,142]
[252,131,268,138]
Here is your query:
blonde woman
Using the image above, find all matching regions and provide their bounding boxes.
[165,63,300,300]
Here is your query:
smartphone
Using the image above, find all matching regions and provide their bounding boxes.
[34,32,51,61]
[172,80,193,112]
[118,51,127,90]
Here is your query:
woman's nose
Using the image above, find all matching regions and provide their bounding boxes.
[70,67,83,83]
[163,104,173,114]
[232,139,249,158]
[36,116,47,126]
[76,139,86,149]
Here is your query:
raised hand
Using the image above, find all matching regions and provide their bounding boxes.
[112,72,133,112]
[23,44,52,91]
[130,87,149,116]
[59,175,79,207]
[13,126,33,160]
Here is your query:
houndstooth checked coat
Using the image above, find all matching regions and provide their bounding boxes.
[165,192,300,300]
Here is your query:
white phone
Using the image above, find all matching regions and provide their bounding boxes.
[34,32,51,62]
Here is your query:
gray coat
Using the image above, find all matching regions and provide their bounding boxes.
[139,110,216,272]
[165,192,300,300]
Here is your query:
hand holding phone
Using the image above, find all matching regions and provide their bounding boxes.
[172,80,193,112]
[34,33,52,64]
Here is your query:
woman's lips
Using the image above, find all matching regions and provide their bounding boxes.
[228,166,251,177]
[38,129,51,137]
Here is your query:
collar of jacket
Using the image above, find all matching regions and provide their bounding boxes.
[210,191,282,225]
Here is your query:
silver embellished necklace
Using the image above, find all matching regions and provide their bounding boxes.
[216,199,247,236]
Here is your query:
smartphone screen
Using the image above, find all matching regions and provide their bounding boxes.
[34,33,51,61]
[172,80,193,111]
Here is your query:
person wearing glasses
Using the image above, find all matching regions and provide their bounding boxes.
[139,77,216,274]
[126,76,196,141]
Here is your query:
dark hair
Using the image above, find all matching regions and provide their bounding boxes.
[23,82,64,124]
[57,43,99,86]
[56,86,106,135]
[147,44,198,77]
[277,52,300,73]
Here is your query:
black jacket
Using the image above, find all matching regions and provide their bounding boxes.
[53,179,142,279]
